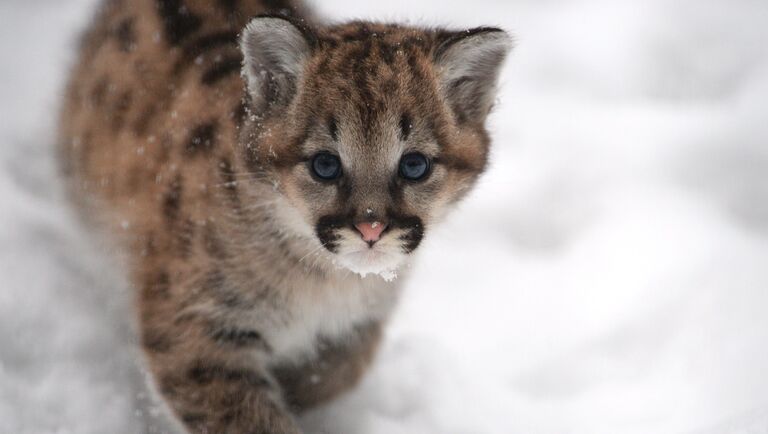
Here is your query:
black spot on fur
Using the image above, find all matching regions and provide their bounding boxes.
[114,17,136,52]
[175,31,238,73]
[188,362,271,388]
[156,0,202,45]
[185,123,217,156]
[201,54,242,85]
[208,326,272,352]
[162,175,183,224]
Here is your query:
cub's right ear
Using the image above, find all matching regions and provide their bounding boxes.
[435,28,512,125]
[240,16,315,113]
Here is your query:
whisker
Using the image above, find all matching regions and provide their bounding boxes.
[299,243,327,263]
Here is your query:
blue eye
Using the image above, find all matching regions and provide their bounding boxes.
[311,152,342,180]
[399,152,430,181]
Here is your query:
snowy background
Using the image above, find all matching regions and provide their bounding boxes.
[2,0,768,433]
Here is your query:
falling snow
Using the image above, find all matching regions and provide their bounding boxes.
[2,0,768,433]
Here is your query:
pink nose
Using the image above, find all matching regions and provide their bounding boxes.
[355,222,386,243]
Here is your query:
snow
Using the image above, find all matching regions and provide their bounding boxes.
[2,0,768,433]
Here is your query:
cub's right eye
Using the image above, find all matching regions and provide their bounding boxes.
[311,152,342,180]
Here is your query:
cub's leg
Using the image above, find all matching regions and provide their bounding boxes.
[138,270,299,434]
[273,323,383,412]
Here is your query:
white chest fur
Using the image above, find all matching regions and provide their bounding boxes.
[265,271,400,365]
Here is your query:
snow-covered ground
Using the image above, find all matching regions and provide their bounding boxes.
[2,0,768,433]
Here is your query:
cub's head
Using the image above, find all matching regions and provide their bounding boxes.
[237,16,511,277]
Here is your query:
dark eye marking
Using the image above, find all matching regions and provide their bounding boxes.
[328,117,339,141]
[399,113,412,141]
[399,152,430,181]
[310,152,342,181]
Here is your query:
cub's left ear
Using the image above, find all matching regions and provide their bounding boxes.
[435,28,513,124]
[240,16,315,113]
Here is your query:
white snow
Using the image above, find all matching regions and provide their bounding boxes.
[2,0,768,433]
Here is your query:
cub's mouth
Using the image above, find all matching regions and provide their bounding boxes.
[314,213,424,278]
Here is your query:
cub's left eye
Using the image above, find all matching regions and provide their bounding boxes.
[311,152,342,180]
[399,152,430,181]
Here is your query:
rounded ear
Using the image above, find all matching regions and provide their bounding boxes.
[239,16,316,113]
[435,28,513,124]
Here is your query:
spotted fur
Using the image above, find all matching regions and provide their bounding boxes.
[59,0,511,432]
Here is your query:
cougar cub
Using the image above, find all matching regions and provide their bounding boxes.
[59,0,511,431]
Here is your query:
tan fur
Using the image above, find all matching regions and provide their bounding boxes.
[59,0,510,432]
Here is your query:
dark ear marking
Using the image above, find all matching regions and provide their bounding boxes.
[434,27,508,59]
[434,27,512,124]
[250,14,318,47]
